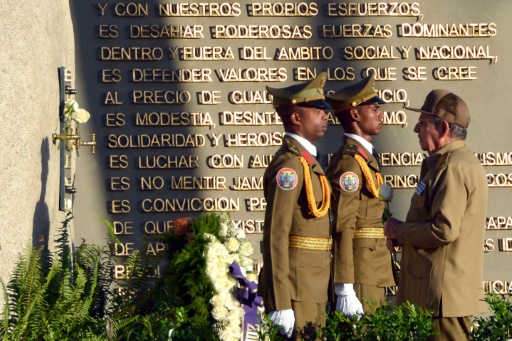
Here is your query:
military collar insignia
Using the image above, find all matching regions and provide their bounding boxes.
[357,147,369,160]
[301,150,314,165]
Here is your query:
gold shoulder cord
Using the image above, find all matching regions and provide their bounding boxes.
[299,156,330,218]
[354,154,383,198]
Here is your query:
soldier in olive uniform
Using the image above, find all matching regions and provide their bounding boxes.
[258,73,332,338]
[325,73,395,315]
[384,90,488,341]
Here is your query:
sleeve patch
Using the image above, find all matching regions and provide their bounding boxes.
[339,172,359,192]
[276,168,298,190]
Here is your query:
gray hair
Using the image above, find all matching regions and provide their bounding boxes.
[432,115,467,140]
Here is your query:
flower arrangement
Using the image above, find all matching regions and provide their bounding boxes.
[204,214,261,341]
[64,99,91,125]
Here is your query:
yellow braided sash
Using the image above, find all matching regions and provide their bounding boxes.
[299,156,330,218]
[354,154,383,198]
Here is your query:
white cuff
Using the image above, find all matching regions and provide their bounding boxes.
[269,309,295,338]
[335,283,355,296]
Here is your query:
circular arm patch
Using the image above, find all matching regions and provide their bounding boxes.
[339,172,359,192]
[276,168,298,190]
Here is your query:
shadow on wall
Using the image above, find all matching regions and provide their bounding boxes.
[32,137,50,253]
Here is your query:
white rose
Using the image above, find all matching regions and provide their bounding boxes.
[212,306,229,321]
[65,99,79,112]
[238,240,253,257]
[230,306,245,319]
[74,108,91,123]
[211,294,228,307]
[225,295,241,310]
[226,321,242,338]
[219,223,229,237]
[218,328,235,341]
[228,253,240,265]
[205,262,218,278]
[379,183,394,202]
[239,256,253,271]
[235,227,246,240]
[209,242,227,257]
[215,278,236,293]
[224,237,240,253]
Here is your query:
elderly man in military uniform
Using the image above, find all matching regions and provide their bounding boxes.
[325,72,395,316]
[384,90,488,340]
[258,73,332,338]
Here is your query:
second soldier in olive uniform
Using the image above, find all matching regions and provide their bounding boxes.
[325,73,395,315]
[258,73,332,339]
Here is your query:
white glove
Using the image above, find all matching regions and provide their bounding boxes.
[269,309,295,338]
[335,283,364,317]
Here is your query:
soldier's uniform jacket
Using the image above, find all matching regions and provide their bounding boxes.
[396,140,488,317]
[258,135,331,312]
[326,137,395,287]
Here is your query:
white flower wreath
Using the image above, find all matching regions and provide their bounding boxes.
[204,216,259,341]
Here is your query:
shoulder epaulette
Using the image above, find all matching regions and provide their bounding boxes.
[343,144,369,160]
[284,138,301,156]
[436,151,452,169]
[342,144,358,156]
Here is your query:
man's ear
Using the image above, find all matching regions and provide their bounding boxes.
[290,111,301,126]
[349,107,360,122]
[440,120,451,137]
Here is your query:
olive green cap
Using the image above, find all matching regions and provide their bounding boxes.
[266,72,332,109]
[406,89,470,128]
[326,71,384,111]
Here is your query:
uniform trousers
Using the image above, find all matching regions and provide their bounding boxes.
[354,283,386,313]
[429,316,472,341]
[291,300,327,339]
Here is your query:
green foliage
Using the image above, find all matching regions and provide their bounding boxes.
[0,213,103,340]
[160,213,222,340]
[12,212,512,341]
[257,301,436,341]
[321,310,358,341]
[256,312,290,341]
[470,293,512,341]
[357,301,436,341]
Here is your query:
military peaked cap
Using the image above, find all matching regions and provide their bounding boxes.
[267,72,332,109]
[406,89,470,128]
[326,70,384,111]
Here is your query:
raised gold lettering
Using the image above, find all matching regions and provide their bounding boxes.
[221,111,280,125]
[113,221,134,235]
[383,174,420,188]
[231,177,263,190]
[109,155,129,169]
[141,198,240,212]
[108,134,205,148]
[135,112,214,127]
[170,176,227,190]
[158,3,242,17]
[214,25,312,39]
[138,155,199,169]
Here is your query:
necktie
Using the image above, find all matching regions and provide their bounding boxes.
[372,148,381,168]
